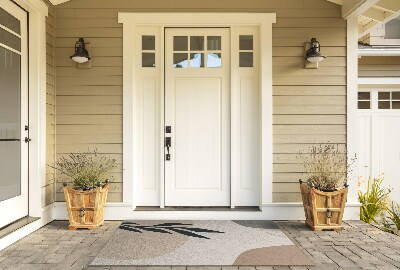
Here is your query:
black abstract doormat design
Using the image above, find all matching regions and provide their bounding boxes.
[119,222,224,239]
[91,220,313,266]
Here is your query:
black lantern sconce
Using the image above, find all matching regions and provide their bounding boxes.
[305,38,326,69]
[70,38,91,64]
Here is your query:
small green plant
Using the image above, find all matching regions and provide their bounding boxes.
[299,144,355,191]
[50,148,117,190]
[382,201,400,230]
[358,176,391,224]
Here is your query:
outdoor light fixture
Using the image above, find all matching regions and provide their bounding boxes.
[305,38,326,63]
[70,38,91,64]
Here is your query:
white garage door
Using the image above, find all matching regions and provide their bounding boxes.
[358,89,400,202]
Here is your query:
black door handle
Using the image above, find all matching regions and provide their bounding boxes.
[165,137,171,161]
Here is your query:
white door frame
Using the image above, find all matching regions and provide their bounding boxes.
[119,13,276,210]
[0,0,28,229]
[11,0,48,218]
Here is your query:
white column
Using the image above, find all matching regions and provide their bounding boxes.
[346,16,360,205]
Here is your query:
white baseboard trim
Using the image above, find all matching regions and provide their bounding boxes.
[54,201,361,220]
[0,203,54,251]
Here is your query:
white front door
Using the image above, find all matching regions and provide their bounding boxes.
[164,28,231,206]
[0,0,29,228]
[358,90,400,202]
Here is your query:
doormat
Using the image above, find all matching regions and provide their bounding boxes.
[91,220,313,266]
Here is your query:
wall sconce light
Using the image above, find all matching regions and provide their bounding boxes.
[305,38,326,69]
[70,38,91,64]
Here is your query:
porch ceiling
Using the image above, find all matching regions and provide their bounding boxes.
[326,0,400,39]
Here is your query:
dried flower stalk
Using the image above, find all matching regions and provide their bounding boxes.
[299,144,356,191]
[50,148,117,189]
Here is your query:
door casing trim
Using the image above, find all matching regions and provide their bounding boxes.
[12,0,48,218]
[119,13,276,210]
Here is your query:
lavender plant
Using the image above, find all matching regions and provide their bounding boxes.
[50,148,117,189]
[299,144,356,191]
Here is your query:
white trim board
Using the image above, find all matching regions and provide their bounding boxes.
[359,77,400,85]
[0,0,50,252]
[358,48,400,56]
[0,204,54,251]
[119,13,276,210]
[53,202,361,220]
[347,16,359,203]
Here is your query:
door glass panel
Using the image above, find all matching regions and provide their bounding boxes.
[173,53,188,68]
[0,7,20,34]
[239,35,253,50]
[378,92,390,100]
[239,52,253,67]
[0,27,21,51]
[0,46,21,202]
[173,36,188,51]
[392,92,400,100]
[378,101,390,109]
[392,101,400,109]
[207,36,221,50]
[190,36,204,51]
[358,92,370,100]
[142,52,155,67]
[357,92,370,109]
[189,53,204,68]
[358,101,370,109]
[207,53,221,68]
[142,35,155,50]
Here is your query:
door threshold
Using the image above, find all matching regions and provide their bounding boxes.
[135,206,261,212]
[0,216,40,240]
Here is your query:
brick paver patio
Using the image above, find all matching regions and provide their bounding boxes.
[0,220,399,270]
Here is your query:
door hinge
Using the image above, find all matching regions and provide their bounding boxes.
[24,137,31,143]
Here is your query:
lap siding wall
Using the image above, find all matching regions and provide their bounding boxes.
[52,0,347,203]
[45,0,56,207]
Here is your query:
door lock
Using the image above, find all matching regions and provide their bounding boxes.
[165,137,171,161]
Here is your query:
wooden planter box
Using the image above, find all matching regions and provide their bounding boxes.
[300,182,348,231]
[63,184,109,230]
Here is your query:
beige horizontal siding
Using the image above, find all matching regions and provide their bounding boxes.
[45,1,56,207]
[55,0,346,203]
[359,56,400,77]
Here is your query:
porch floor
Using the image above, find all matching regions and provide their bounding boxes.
[1,220,400,270]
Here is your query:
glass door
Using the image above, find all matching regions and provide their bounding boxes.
[0,0,28,229]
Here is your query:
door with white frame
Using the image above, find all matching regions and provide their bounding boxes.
[0,0,29,228]
[164,28,231,206]
[358,89,400,202]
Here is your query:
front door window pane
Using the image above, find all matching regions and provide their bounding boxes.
[173,53,188,68]
[0,46,21,201]
[207,36,221,50]
[190,36,204,51]
[189,53,204,68]
[173,36,188,51]
[207,53,221,68]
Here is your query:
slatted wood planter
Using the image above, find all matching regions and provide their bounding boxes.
[63,184,109,230]
[300,182,348,231]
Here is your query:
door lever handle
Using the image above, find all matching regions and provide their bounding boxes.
[165,137,171,161]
